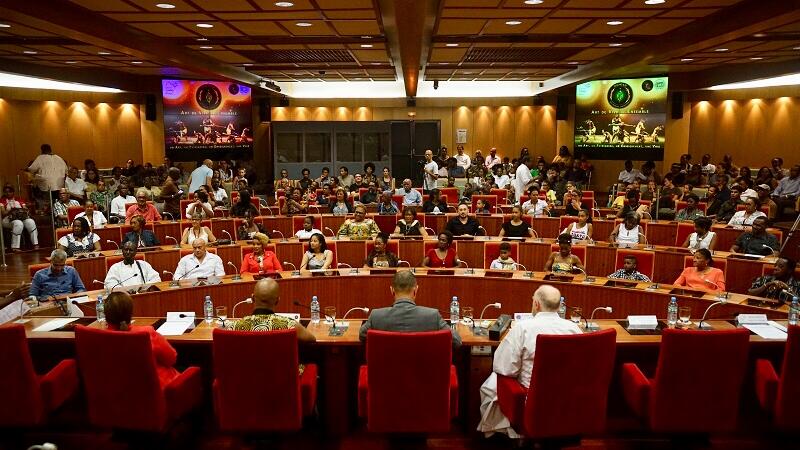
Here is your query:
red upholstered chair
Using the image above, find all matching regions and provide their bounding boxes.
[29,263,51,278]
[391,194,406,208]
[105,254,144,270]
[761,262,800,279]
[484,241,519,269]
[683,255,727,276]
[212,328,317,432]
[621,328,750,433]
[675,222,695,247]
[550,244,586,264]
[614,249,655,280]
[559,215,579,232]
[490,189,509,204]
[767,228,783,245]
[358,330,458,433]
[74,325,203,432]
[67,205,84,223]
[497,329,616,439]
[0,325,79,427]
[371,213,399,234]
[366,239,399,256]
[179,199,192,217]
[675,200,707,214]
[440,188,459,204]
[755,325,800,430]
[471,195,498,213]
[56,228,71,241]
[302,241,337,267]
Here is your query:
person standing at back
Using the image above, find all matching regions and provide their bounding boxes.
[188,159,214,193]
[27,144,68,201]
[422,149,439,193]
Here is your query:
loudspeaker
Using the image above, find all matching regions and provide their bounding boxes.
[556,95,568,120]
[145,94,156,121]
[671,92,684,119]
[279,96,290,107]
[259,98,271,122]
[533,95,544,106]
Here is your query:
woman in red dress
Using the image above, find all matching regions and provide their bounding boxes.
[422,230,463,268]
[240,232,283,274]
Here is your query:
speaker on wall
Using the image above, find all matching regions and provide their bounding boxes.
[259,98,271,122]
[144,94,156,121]
[556,95,568,121]
[671,92,684,119]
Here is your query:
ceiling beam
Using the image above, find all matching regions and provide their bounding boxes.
[378,0,438,97]
[538,0,800,95]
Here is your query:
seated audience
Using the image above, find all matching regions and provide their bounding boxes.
[728,197,766,226]
[755,184,778,219]
[617,159,645,186]
[75,200,107,229]
[521,186,550,217]
[675,193,704,221]
[103,292,180,385]
[89,179,112,214]
[422,188,448,214]
[359,270,461,346]
[656,178,681,219]
[446,203,481,237]
[300,233,334,271]
[294,215,322,240]
[231,189,260,218]
[422,231,462,268]
[58,217,101,256]
[490,242,518,270]
[123,215,160,248]
[337,166,354,188]
[499,205,534,238]
[609,213,645,246]
[704,185,724,217]
[240,233,282,274]
[563,190,582,216]
[360,182,379,205]
[474,198,491,215]
[393,207,428,238]
[1,184,39,251]
[159,167,183,220]
[126,189,162,224]
[181,213,216,245]
[478,284,580,438]
[749,257,799,299]
[377,191,400,215]
[237,210,264,241]
[674,248,725,292]
[561,208,592,243]
[282,187,308,216]
[53,188,80,228]
[737,178,758,202]
[544,233,585,274]
[109,186,135,223]
[772,164,800,217]
[186,190,214,219]
[364,233,399,268]
[337,204,379,240]
[233,278,316,342]
[330,188,354,216]
[380,166,396,192]
[31,249,85,300]
[608,255,651,282]
[617,190,650,219]
[64,166,86,202]
[715,186,742,223]
[730,216,779,256]
[682,216,717,251]
[173,239,225,279]
[104,242,161,289]
[396,179,422,207]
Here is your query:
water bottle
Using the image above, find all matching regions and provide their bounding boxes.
[558,296,566,319]
[667,296,678,327]
[96,294,105,322]
[789,296,799,326]
[450,296,460,324]
[310,295,321,324]
[204,295,214,323]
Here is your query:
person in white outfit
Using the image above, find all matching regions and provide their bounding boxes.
[0,185,38,251]
[477,284,581,438]
[104,242,161,289]
[173,239,225,280]
[513,156,533,203]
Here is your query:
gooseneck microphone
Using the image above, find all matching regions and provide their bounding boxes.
[342,307,369,319]
[106,240,120,250]
[272,229,286,242]
[283,262,297,271]
[221,230,233,242]
[112,273,138,291]
[232,297,253,318]
[178,264,201,280]
[572,265,595,283]
[165,235,180,248]
[324,227,337,240]
[698,299,727,330]
[227,261,241,281]
[586,306,613,331]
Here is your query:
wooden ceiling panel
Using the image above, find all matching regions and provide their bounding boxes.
[350,49,390,62]
[202,50,251,63]
[682,0,745,6]
[250,0,316,9]
[190,0,256,12]
[229,21,290,36]
[576,19,642,34]
[129,22,198,37]
[568,47,620,60]
[442,8,549,18]
[105,13,211,22]
[443,0,503,6]
[563,0,626,7]
[551,9,659,18]
[623,19,693,35]
[177,22,243,36]
[659,8,718,18]
[429,47,469,62]
[215,12,321,20]
[316,0,375,8]
[436,19,486,35]
[324,10,377,19]
[227,44,269,50]
[329,20,382,36]
[744,40,799,51]
[278,21,336,36]
[769,21,800,33]
[69,0,139,12]
[482,19,537,35]
[0,23,56,37]
[528,19,590,34]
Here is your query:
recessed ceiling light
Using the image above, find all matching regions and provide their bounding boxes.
[505,20,522,26]
[568,61,580,65]
[155,3,175,8]
[793,46,800,50]
[609,43,623,47]
[607,20,624,26]
[65,61,78,64]
[131,61,143,64]
[196,23,214,28]
[715,48,728,52]
[98,51,111,55]
[295,22,312,27]
[681,58,694,62]
[242,63,253,66]
[753,33,766,38]
[0,23,11,28]
[445,43,459,47]
[644,0,665,4]
[371,62,381,65]
[360,44,373,48]
[524,0,544,4]
[275,1,294,6]
[23,50,37,54]
[196,37,208,41]
[200,46,213,49]
[750,57,763,60]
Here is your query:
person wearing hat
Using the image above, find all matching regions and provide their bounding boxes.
[755,183,778,219]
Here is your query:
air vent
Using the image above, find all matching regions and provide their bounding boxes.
[240,49,355,64]
[464,47,578,63]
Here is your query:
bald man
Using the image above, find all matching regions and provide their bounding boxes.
[395,178,422,207]
[233,278,316,342]
[477,285,581,438]
[188,159,214,193]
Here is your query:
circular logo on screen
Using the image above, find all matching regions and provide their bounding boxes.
[607,82,634,109]
[641,79,654,92]
[228,83,240,95]
[196,84,222,110]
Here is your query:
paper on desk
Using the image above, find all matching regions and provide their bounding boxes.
[70,295,92,304]
[157,320,193,336]
[33,317,79,332]
[743,324,787,340]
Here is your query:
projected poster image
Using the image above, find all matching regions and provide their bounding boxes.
[162,79,253,154]
[574,77,668,160]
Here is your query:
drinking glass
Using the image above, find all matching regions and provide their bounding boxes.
[461,306,474,327]
[215,305,227,328]
[678,306,691,326]
[570,307,582,325]
[324,306,337,329]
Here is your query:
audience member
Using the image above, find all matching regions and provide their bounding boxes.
[123,215,160,248]
[188,159,214,193]
[396,179,422,207]
[64,166,86,202]
[674,248,725,292]
[126,189,162,223]
[728,197,766,226]
[422,231,462,268]
[181,213,216,245]
[233,278,316,342]
[608,255,651,282]
[377,191,400,215]
[393,207,427,238]
[27,144,68,198]
[237,210,265,241]
[186,190,214,219]
[300,233,333,271]
[173,239,225,279]
[748,257,799,299]
[544,234,584,273]
[104,242,161,289]
[499,205,535,238]
[1,184,38,251]
[109,186,135,223]
[240,233,282,274]
[294,216,322,240]
[682,216,717,251]
[446,203,481,237]
[58,217,101,256]
[489,242,518,270]
[562,208,592,243]
[360,182,379,205]
[364,233,399,268]
[337,166,354,187]
[337,204,379,240]
[31,249,85,299]
[609,212,645,246]
[730,217,778,256]
[159,167,183,220]
[675,193,704,221]
[330,188,354,215]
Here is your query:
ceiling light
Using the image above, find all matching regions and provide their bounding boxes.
[371,62,382,65]
[445,43,459,47]
[295,22,312,27]
[708,72,800,90]
[715,48,728,52]
[23,51,38,54]
[242,63,253,66]
[750,57,763,60]
[275,1,294,6]
[568,61,579,65]
[607,20,624,26]
[360,44,373,48]
[0,24,11,28]
[0,70,123,93]
[505,20,522,26]
[131,61,143,64]
[609,43,623,47]
[524,0,544,4]
[753,33,766,38]
[680,58,694,62]
[793,46,800,50]
[196,37,208,41]
[196,23,214,28]
[644,0,665,4]
[155,3,175,8]
[98,51,111,55]
[65,61,78,64]
[200,46,213,49]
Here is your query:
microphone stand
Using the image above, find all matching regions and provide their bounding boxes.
[226,261,241,281]
[586,306,613,331]
[324,227,337,240]
[697,299,727,330]
[106,240,121,255]
[514,262,532,278]
[283,262,300,277]
[231,297,253,319]
[163,270,179,287]
[272,229,287,242]
[573,265,595,283]
[165,235,180,248]
[476,302,502,333]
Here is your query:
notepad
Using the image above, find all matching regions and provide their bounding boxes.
[737,314,768,325]
[33,318,79,332]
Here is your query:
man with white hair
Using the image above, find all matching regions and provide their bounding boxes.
[477,284,581,438]
[395,179,422,207]
[454,145,471,171]
[30,249,86,300]
[173,239,225,280]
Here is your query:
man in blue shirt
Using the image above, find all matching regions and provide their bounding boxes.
[188,159,214,192]
[31,249,85,300]
[396,178,422,207]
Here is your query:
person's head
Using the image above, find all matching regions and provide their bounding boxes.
[167,167,181,182]
[194,190,208,204]
[622,255,639,273]
[447,176,455,187]
[303,215,315,231]
[335,188,346,201]
[403,207,417,223]
[702,153,711,164]
[309,233,327,253]
[457,145,464,155]
[624,160,633,171]
[624,212,640,230]
[192,239,207,259]
[58,188,70,203]
[739,166,751,178]
[511,205,523,221]
[790,165,800,178]
[391,270,418,300]
[771,157,783,169]
[694,216,712,235]
[104,292,134,331]
[693,248,713,270]
[279,169,289,179]
[383,166,390,177]
[83,168,99,184]
[130,215,145,232]
[368,182,377,193]
[744,197,759,213]
[429,188,440,202]
[773,257,797,279]
[373,232,389,254]
[457,202,469,218]
[756,184,771,198]
[707,185,718,197]
[40,143,52,154]
[299,167,310,179]
[251,277,281,310]
[577,208,590,225]
[339,166,349,177]
[557,233,572,256]
[290,187,302,201]
[669,163,681,175]
[251,232,270,255]
[82,201,97,218]
[626,189,640,203]
[447,157,456,168]
[380,190,392,204]
[715,174,729,187]
[532,285,561,314]
[425,149,433,161]
[541,181,550,192]
[112,166,122,178]
[2,184,14,199]
[191,212,203,228]
[499,242,511,260]
[730,186,742,201]
[72,217,90,237]
[353,204,367,221]
[136,190,148,207]
[121,241,137,264]
[203,159,213,169]
[751,216,769,235]
[437,231,454,250]
[558,146,570,157]
[96,179,106,192]
[757,167,771,179]
[685,193,699,209]
[50,249,68,274]
[354,173,363,185]
[680,153,691,165]
[476,199,487,211]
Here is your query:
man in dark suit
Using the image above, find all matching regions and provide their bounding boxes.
[359,270,461,347]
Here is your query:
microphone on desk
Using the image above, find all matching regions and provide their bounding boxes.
[92,279,105,287]
[640,232,654,250]
[585,306,613,331]
[221,230,233,242]
[106,240,122,254]
[572,265,595,283]
[177,264,201,281]
[226,261,241,281]
[477,226,487,237]
[308,204,321,214]
[165,235,180,248]
[479,302,502,328]
[530,229,540,240]
[702,278,728,300]
[271,229,286,242]
[18,296,39,321]
[337,263,352,269]
[397,260,411,267]
[324,227,337,240]
[423,227,436,236]
[232,297,253,319]
[698,299,728,330]
[342,307,369,319]
[513,263,533,278]
[283,261,297,271]
[762,244,779,255]
[111,274,138,291]
[162,212,176,222]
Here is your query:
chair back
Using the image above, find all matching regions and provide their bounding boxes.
[489,189,509,204]
[614,249,655,280]
[484,241,519,269]
[550,243,586,264]
[365,330,453,432]
[212,328,303,431]
[302,241,338,267]
[372,213,399,234]
[366,239,399,257]
[675,222,695,247]
[67,206,84,223]
[0,325,44,426]
[29,263,51,278]
[559,215,579,231]
[676,200,708,214]
[440,188,459,204]
[775,325,800,429]
[523,329,617,438]
[683,255,727,276]
[105,254,145,270]
[75,325,168,431]
[649,328,750,433]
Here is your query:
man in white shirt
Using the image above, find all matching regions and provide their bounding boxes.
[454,145,471,172]
[484,148,501,172]
[104,242,161,289]
[422,149,439,192]
[188,159,214,193]
[395,179,422,206]
[27,144,68,195]
[521,187,550,217]
[477,285,581,438]
[173,239,225,280]
[513,157,533,203]
[74,200,107,229]
[109,185,136,222]
[64,167,86,202]
[210,178,228,205]
[617,160,645,186]
[700,153,716,176]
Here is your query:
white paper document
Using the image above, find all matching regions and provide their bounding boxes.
[157,311,196,336]
[70,296,92,304]
[743,324,787,340]
[33,317,79,332]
